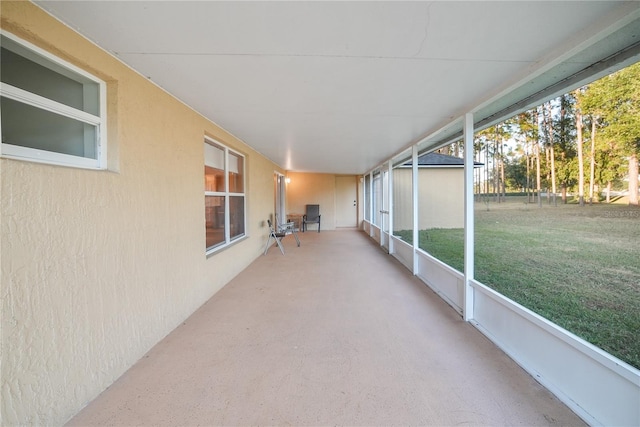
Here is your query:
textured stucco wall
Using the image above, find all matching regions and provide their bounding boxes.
[0,2,281,425]
[393,168,464,230]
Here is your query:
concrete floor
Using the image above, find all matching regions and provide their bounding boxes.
[69,230,586,426]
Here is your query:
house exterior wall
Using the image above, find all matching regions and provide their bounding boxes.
[392,168,464,230]
[0,2,282,425]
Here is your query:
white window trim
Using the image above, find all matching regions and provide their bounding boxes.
[0,30,107,169]
[1,83,101,125]
[205,136,246,255]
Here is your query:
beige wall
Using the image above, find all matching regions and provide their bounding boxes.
[1,3,282,424]
[285,172,344,231]
[393,168,464,230]
[284,172,363,231]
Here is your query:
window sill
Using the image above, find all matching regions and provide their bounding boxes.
[1,145,106,170]
[206,234,249,258]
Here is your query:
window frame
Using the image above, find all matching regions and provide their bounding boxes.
[0,31,107,169]
[205,136,246,255]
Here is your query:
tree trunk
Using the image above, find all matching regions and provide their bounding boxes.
[544,140,551,204]
[477,148,482,202]
[533,109,542,207]
[576,110,585,206]
[526,151,531,203]
[536,141,542,208]
[494,139,500,203]
[475,148,480,202]
[546,102,557,206]
[589,118,596,205]
[545,144,550,204]
[629,153,639,206]
[484,143,489,202]
[561,184,567,204]
[606,181,611,204]
[551,149,557,206]
[500,145,507,202]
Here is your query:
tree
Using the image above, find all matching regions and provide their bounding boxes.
[595,138,624,203]
[543,100,557,205]
[533,107,543,207]
[588,117,596,204]
[475,127,499,202]
[514,110,538,202]
[580,62,640,205]
[491,120,512,202]
[574,90,586,206]
[555,93,578,203]
[504,156,528,191]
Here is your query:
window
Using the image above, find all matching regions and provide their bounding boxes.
[372,171,383,227]
[0,32,107,169]
[205,138,245,253]
[392,155,414,243]
[364,174,371,221]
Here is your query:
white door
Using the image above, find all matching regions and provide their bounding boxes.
[336,176,357,228]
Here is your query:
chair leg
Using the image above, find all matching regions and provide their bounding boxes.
[292,229,300,246]
[264,233,285,255]
[274,236,285,254]
[263,234,273,255]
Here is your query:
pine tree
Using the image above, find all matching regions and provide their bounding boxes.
[580,62,640,205]
[575,101,585,206]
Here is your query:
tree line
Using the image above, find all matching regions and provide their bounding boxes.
[441,62,640,206]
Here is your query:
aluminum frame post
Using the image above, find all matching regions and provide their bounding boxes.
[463,112,475,321]
[388,160,394,254]
[412,145,419,274]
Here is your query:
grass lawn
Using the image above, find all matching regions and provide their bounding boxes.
[395,197,640,370]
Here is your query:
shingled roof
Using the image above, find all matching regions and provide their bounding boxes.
[402,152,483,167]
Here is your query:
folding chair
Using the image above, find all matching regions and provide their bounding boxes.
[264,219,286,255]
[275,214,300,247]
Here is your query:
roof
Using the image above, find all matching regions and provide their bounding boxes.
[402,152,483,168]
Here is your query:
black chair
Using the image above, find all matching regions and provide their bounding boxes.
[302,204,321,232]
[263,219,286,255]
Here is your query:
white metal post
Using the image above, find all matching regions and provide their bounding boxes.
[388,160,394,254]
[412,145,419,275]
[380,168,386,249]
[463,112,475,321]
[369,171,374,237]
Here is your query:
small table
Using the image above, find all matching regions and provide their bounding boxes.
[287,214,303,231]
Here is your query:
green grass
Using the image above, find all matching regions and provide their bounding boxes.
[395,200,640,370]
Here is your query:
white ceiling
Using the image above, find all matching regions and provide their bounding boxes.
[35,1,640,174]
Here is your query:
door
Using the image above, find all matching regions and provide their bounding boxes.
[336,176,357,228]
